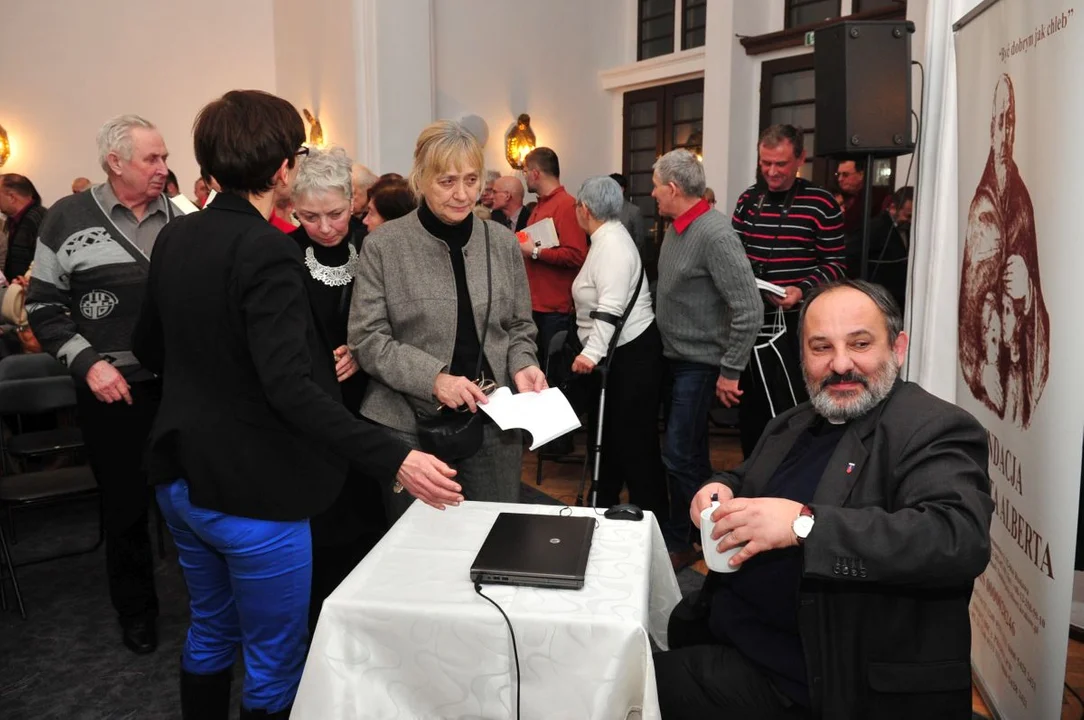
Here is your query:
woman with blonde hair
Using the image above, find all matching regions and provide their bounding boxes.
[349,120,545,521]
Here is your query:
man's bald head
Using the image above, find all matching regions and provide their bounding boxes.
[491,175,525,213]
[72,177,92,193]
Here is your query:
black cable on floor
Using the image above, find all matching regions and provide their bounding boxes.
[474,582,521,720]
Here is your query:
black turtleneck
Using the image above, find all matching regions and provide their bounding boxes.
[418,201,492,380]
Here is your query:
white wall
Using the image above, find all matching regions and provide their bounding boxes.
[726,2,797,205]
[701,1,735,202]
[0,0,276,205]
[432,0,629,195]
[274,0,358,160]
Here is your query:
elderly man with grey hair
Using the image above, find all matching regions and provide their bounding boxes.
[651,149,762,570]
[480,169,502,209]
[569,175,667,515]
[350,163,378,218]
[26,114,176,654]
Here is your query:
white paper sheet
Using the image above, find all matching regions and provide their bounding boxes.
[479,386,580,450]
[756,278,787,297]
[515,216,560,249]
[169,194,201,215]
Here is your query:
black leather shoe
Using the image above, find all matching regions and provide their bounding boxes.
[120,616,158,654]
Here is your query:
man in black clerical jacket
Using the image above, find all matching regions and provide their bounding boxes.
[654,279,993,720]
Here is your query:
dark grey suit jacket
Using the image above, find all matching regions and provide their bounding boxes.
[715,380,993,719]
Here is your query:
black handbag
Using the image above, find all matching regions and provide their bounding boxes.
[414,222,493,461]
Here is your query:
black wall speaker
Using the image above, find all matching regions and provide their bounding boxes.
[814,20,915,158]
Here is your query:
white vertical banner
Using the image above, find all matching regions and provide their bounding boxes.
[955,1,1084,717]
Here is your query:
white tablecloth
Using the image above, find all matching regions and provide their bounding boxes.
[292,501,682,720]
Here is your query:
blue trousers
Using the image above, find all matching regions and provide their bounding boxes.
[662,360,718,551]
[156,479,311,714]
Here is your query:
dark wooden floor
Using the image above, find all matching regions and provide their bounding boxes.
[518,425,1084,718]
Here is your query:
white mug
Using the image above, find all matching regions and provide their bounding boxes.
[700,502,744,573]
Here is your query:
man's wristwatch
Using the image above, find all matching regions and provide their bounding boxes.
[793,504,815,544]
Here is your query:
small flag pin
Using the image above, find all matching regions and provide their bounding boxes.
[846,462,856,474]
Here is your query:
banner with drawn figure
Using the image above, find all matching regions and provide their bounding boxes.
[955,1,1084,717]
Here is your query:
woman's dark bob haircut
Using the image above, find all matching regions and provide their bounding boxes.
[193,90,306,195]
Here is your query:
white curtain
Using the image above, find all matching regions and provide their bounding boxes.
[903,0,986,401]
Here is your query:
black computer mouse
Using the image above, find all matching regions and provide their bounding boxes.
[604,503,644,521]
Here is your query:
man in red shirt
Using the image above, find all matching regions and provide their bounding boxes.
[522,147,588,360]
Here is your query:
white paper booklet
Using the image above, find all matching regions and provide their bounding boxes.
[479,386,581,451]
[756,278,787,298]
[516,217,560,249]
[169,194,201,215]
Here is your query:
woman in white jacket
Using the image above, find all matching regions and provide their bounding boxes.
[570,176,667,514]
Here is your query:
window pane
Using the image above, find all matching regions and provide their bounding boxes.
[642,15,674,42]
[672,122,700,148]
[629,101,658,127]
[684,28,706,49]
[629,127,656,150]
[672,92,703,123]
[770,70,815,104]
[641,0,673,17]
[640,37,673,60]
[629,172,655,195]
[630,150,658,172]
[788,0,839,27]
[854,0,905,11]
[872,158,894,186]
[685,3,706,28]
[803,131,815,157]
[770,104,815,129]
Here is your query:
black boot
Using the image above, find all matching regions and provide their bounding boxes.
[239,706,292,719]
[180,667,233,720]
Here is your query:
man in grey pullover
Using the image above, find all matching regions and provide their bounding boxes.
[27,115,174,655]
[652,150,762,569]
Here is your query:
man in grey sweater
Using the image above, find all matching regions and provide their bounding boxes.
[27,115,174,654]
[652,150,762,569]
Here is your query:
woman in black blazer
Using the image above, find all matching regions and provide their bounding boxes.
[133,90,462,720]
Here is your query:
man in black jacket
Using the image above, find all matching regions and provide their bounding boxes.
[654,279,993,720]
[0,173,47,280]
[489,175,534,231]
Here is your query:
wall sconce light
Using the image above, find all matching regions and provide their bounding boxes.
[505,114,537,170]
[0,124,10,168]
[302,109,325,148]
[688,127,703,163]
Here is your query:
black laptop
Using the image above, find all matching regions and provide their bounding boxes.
[470,513,595,590]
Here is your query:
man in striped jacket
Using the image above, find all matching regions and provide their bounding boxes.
[731,124,846,458]
[27,114,174,655]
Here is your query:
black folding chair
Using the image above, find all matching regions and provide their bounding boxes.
[0,354,99,618]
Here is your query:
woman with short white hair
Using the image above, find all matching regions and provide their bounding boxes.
[288,145,387,631]
[570,175,667,514]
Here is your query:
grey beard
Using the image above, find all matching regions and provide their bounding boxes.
[807,359,899,423]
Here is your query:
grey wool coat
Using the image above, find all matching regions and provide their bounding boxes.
[348,210,539,433]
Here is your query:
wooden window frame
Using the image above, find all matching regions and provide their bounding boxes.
[784,0,842,30]
[852,0,907,13]
[637,0,677,61]
[759,55,831,187]
[622,78,705,277]
[681,0,707,51]
[742,1,907,55]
